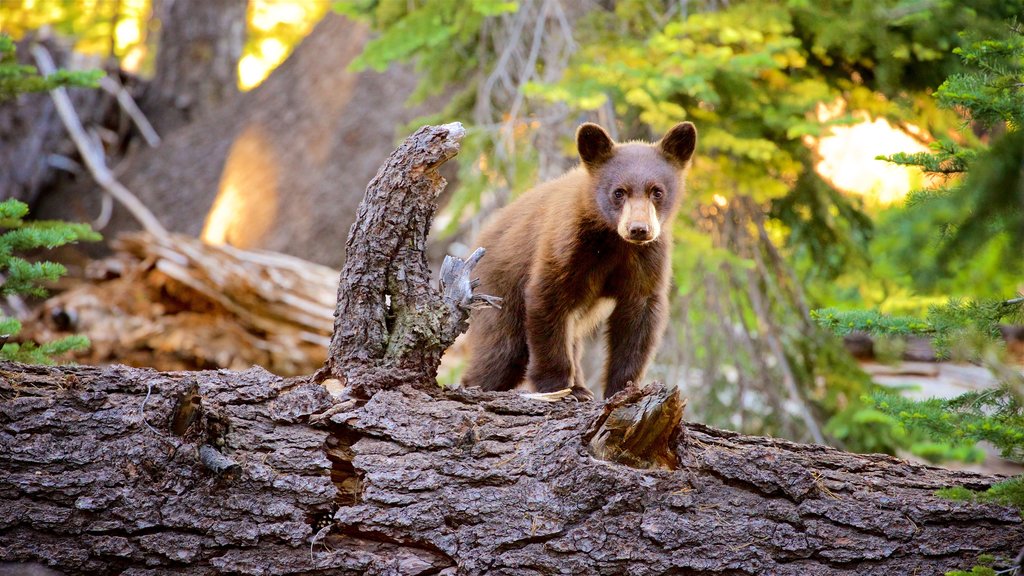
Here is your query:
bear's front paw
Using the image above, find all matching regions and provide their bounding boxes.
[569,384,595,402]
[531,377,572,394]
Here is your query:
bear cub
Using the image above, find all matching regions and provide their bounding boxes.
[462,122,697,400]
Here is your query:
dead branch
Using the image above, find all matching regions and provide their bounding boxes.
[318,122,498,397]
[98,76,161,148]
[31,44,168,238]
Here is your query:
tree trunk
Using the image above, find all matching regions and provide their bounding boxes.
[141,0,247,135]
[35,13,443,269]
[3,125,1022,575]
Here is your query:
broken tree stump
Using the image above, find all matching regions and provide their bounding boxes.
[1,125,1021,575]
[585,381,685,470]
[316,122,495,397]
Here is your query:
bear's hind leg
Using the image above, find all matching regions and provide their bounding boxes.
[462,327,528,392]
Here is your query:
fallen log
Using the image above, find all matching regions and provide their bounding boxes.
[1,364,1020,575]
[1,124,1021,575]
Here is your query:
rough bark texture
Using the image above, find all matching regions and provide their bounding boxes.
[0,362,442,575]
[318,123,472,397]
[141,0,246,135]
[1,364,1020,575]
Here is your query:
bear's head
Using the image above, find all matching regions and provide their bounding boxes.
[577,122,696,245]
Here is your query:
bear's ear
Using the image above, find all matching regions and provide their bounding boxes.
[576,123,615,171]
[659,122,697,168]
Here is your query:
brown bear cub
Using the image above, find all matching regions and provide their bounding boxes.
[462,121,697,400]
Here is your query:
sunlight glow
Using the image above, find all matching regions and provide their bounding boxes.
[202,126,279,247]
[809,104,930,205]
[237,0,328,91]
[113,15,141,53]
[251,2,306,30]
[237,55,267,91]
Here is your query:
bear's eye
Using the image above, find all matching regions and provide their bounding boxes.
[612,188,626,200]
[650,186,664,200]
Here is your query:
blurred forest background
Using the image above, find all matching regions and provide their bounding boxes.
[1,0,1023,474]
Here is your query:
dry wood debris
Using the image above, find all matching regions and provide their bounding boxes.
[26,232,338,375]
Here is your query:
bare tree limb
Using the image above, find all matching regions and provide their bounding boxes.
[318,123,498,397]
[98,75,161,148]
[30,44,168,238]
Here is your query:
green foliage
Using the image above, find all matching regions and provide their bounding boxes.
[945,552,1001,576]
[874,25,1024,288]
[0,200,100,364]
[937,477,1024,512]
[940,31,1024,128]
[823,19,1024,491]
[883,141,975,176]
[812,308,931,337]
[343,0,516,101]
[871,388,1024,462]
[0,34,101,102]
[827,392,987,463]
[831,26,1024,576]
[814,297,1024,359]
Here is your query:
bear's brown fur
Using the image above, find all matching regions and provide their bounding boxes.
[462,122,697,400]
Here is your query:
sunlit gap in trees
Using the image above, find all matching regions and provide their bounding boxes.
[0,0,150,66]
[808,101,929,206]
[202,124,279,247]
[0,0,325,91]
[238,0,328,91]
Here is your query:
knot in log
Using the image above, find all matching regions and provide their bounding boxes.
[585,381,685,470]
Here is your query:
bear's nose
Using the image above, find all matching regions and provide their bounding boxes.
[628,222,650,240]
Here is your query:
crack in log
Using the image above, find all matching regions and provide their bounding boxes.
[331,524,456,565]
[324,425,363,507]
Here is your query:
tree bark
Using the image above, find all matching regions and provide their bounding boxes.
[316,123,484,397]
[141,0,247,136]
[1,364,1020,575]
[2,125,1022,575]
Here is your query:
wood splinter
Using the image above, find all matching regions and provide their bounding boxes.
[198,445,241,480]
[438,247,503,312]
[585,381,685,470]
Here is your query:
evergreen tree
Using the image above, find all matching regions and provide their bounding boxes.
[0,34,100,101]
[0,34,101,364]
[0,199,100,364]
[817,22,1024,541]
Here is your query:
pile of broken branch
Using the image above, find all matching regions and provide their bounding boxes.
[26,231,337,375]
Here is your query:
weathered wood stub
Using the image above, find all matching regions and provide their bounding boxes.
[1,124,1021,575]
